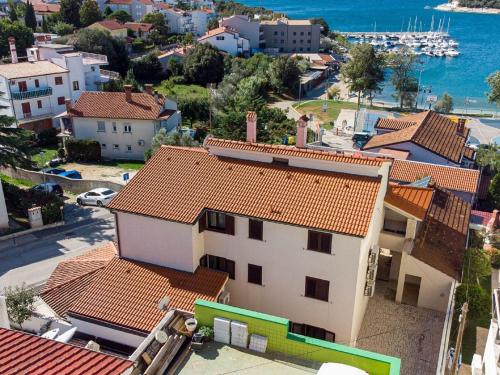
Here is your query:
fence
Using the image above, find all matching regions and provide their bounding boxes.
[194,299,401,375]
[0,167,124,195]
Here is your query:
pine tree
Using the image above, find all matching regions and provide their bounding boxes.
[60,0,82,27]
[0,101,34,168]
[24,1,38,31]
[7,0,18,21]
[79,0,102,27]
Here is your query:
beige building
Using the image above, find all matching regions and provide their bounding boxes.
[260,18,321,53]
[88,20,128,39]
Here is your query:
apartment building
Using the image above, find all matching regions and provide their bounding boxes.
[156,5,215,36]
[220,14,260,50]
[260,18,321,53]
[99,0,154,21]
[198,26,250,55]
[65,85,181,160]
[0,39,112,131]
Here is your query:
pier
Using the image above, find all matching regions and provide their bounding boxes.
[340,31,449,38]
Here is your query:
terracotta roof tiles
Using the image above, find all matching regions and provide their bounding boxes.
[124,22,154,32]
[384,185,434,220]
[108,145,383,236]
[375,118,417,131]
[91,19,127,30]
[0,328,133,375]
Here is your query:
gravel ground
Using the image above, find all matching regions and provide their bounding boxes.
[63,163,138,184]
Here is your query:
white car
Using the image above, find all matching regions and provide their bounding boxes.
[76,188,117,207]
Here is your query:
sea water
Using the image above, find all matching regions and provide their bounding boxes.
[244,0,500,111]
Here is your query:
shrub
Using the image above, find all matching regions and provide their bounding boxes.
[57,147,66,159]
[66,139,101,162]
[197,326,214,340]
[37,128,58,147]
[131,38,145,53]
[4,284,35,329]
[455,283,490,321]
[42,199,63,224]
[52,21,74,36]
[491,249,500,269]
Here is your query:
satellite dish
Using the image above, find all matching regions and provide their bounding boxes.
[155,330,168,344]
[157,296,170,311]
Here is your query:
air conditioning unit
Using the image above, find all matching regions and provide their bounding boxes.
[364,285,375,297]
[218,291,230,304]
[138,140,145,146]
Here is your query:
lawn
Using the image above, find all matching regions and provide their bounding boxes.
[155,80,209,99]
[0,173,35,188]
[293,100,359,129]
[32,147,59,168]
[99,160,145,170]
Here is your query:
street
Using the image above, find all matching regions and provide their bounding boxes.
[0,205,116,291]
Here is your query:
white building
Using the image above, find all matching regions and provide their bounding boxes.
[100,0,154,21]
[198,26,250,55]
[65,85,181,160]
[0,39,115,132]
[156,4,215,36]
[220,15,260,50]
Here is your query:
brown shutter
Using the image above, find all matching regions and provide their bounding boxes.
[307,231,319,250]
[317,279,329,301]
[321,233,332,253]
[198,212,206,233]
[226,260,235,279]
[225,215,235,235]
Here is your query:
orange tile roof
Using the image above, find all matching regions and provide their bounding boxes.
[0,328,134,375]
[124,22,154,32]
[378,148,410,160]
[70,92,172,120]
[68,258,227,333]
[33,2,60,13]
[41,243,117,317]
[375,118,418,131]
[463,146,476,160]
[384,185,434,220]
[91,19,127,30]
[390,159,480,194]
[198,27,239,41]
[364,111,469,163]
[108,145,383,236]
[205,137,389,166]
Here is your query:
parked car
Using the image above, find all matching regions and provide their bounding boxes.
[59,170,82,179]
[76,188,117,207]
[42,167,65,175]
[31,183,64,197]
[48,157,65,167]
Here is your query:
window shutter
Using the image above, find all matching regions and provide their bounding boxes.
[305,277,315,297]
[317,280,329,301]
[199,255,207,267]
[225,215,235,235]
[307,231,319,250]
[198,212,206,233]
[226,260,235,279]
[321,233,332,253]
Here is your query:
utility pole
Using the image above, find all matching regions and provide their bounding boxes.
[448,302,468,375]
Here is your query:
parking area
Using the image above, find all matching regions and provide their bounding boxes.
[62,162,139,184]
[357,281,445,375]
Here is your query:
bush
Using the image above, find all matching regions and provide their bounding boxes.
[66,139,101,162]
[42,199,63,224]
[37,128,59,147]
[4,284,35,329]
[455,283,490,321]
[131,38,145,52]
[177,96,210,122]
[197,326,214,340]
[491,249,500,269]
[52,21,74,36]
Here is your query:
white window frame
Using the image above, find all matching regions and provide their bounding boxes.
[97,121,106,132]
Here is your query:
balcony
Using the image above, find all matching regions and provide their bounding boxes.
[11,87,52,100]
[18,110,54,124]
[81,52,108,65]
[100,69,120,80]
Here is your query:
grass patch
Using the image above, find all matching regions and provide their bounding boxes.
[0,173,35,188]
[99,160,145,170]
[155,80,209,99]
[293,100,359,129]
[32,148,59,168]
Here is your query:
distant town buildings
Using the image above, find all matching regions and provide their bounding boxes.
[88,19,128,39]
[156,4,215,36]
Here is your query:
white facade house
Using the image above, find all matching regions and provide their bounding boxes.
[66,85,181,160]
[198,27,251,55]
[220,14,261,50]
[156,4,214,35]
[99,0,154,21]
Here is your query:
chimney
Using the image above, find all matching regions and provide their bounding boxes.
[144,84,153,95]
[296,115,309,148]
[8,37,18,64]
[246,111,257,143]
[153,90,160,104]
[124,84,132,102]
[65,98,72,113]
[457,117,466,135]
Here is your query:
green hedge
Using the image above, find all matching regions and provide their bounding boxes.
[66,139,101,162]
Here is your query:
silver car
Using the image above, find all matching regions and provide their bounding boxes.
[76,188,117,207]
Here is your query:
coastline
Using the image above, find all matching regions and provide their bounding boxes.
[435,3,500,15]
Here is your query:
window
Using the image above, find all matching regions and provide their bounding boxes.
[248,264,262,285]
[97,121,106,132]
[34,79,39,88]
[305,276,329,301]
[300,31,304,36]
[299,47,303,51]
[123,124,132,133]
[199,210,235,235]
[37,100,42,108]
[308,31,311,36]
[216,36,225,41]
[112,122,117,132]
[292,40,296,44]
[200,254,236,279]
[280,39,284,44]
[293,31,297,36]
[307,48,310,51]
[300,40,303,43]
[91,67,95,72]
[21,102,31,115]
[113,144,119,150]
[126,145,132,152]
[248,219,263,240]
[208,211,226,230]
[281,31,284,36]
[274,31,278,35]
[290,322,335,342]
[18,81,27,92]
[55,76,63,85]
[307,230,332,253]
[307,40,311,44]
[73,80,79,91]
[102,143,107,149]
[57,96,65,105]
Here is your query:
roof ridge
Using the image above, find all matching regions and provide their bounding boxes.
[41,263,107,294]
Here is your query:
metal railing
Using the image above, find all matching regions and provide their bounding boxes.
[100,69,120,80]
[81,52,108,63]
[11,87,52,100]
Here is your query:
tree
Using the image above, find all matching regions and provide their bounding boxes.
[0,114,34,169]
[0,20,34,59]
[207,17,219,31]
[182,32,194,46]
[52,21,74,36]
[311,17,329,36]
[142,12,168,36]
[104,5,113,17]
[487,71,500,107]
[107,9,132,23]
[386,47,420,109]
[123,68,140,90]
[132,53,164,81]
[41,16,49,32]
[434,92,454,113]
[462,248,491,284]
[490,173,500,208]
[455,283,490,321]
[4,284,35,329]
[183,44,225,86]
[146,130,199,159]
[24,1,37,31]
[80,0,102,27]
[7,0,18,21]
[341,43,384,107]
[476,145,500,173]
[269,55,302,94]
[60,0,82,26]
[167,58,183,77]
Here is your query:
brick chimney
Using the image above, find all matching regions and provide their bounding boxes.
[296,115,309,148]
[246,111,257,143]
[124,84,132,102]
[144,84,153,95]
[8,37,18,64]
[457,118,466,135]
[65,98,72,113]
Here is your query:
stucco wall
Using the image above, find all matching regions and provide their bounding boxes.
[116,211,197,272]
[221,16,260,49]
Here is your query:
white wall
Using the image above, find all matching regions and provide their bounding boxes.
[72,117,157,160]
[199,32,250,55]
[0,180,9,229]
[117,211,197,272]
[221,16,260,49]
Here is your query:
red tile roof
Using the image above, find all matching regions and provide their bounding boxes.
[91,19,127,30]
[108,145,383,236]
[41,243,117,317]
[384,185,434,220]
[378,148,410,160]
[390,159,480,194]
[68,258,227,333]
[124,22,154,32]
[364,111,469,163]
[70,92,172,120]
[205,137,389,166]
[471,210,493,226]
[463,146,476,160]
[106,0,132,4]
[0,328,134,375]
[375,117,418,131]
[198,27,239,41]
[33,2,60,13]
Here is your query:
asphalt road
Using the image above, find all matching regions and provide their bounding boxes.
[0,207,116,291]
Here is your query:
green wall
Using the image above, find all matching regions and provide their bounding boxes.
[194,300,400,375]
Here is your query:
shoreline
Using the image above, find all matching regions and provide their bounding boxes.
[435,3,500,15]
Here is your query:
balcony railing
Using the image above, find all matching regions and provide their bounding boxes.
[11,87,52,100]
[100,69,120,80]
[81,52,108,65]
